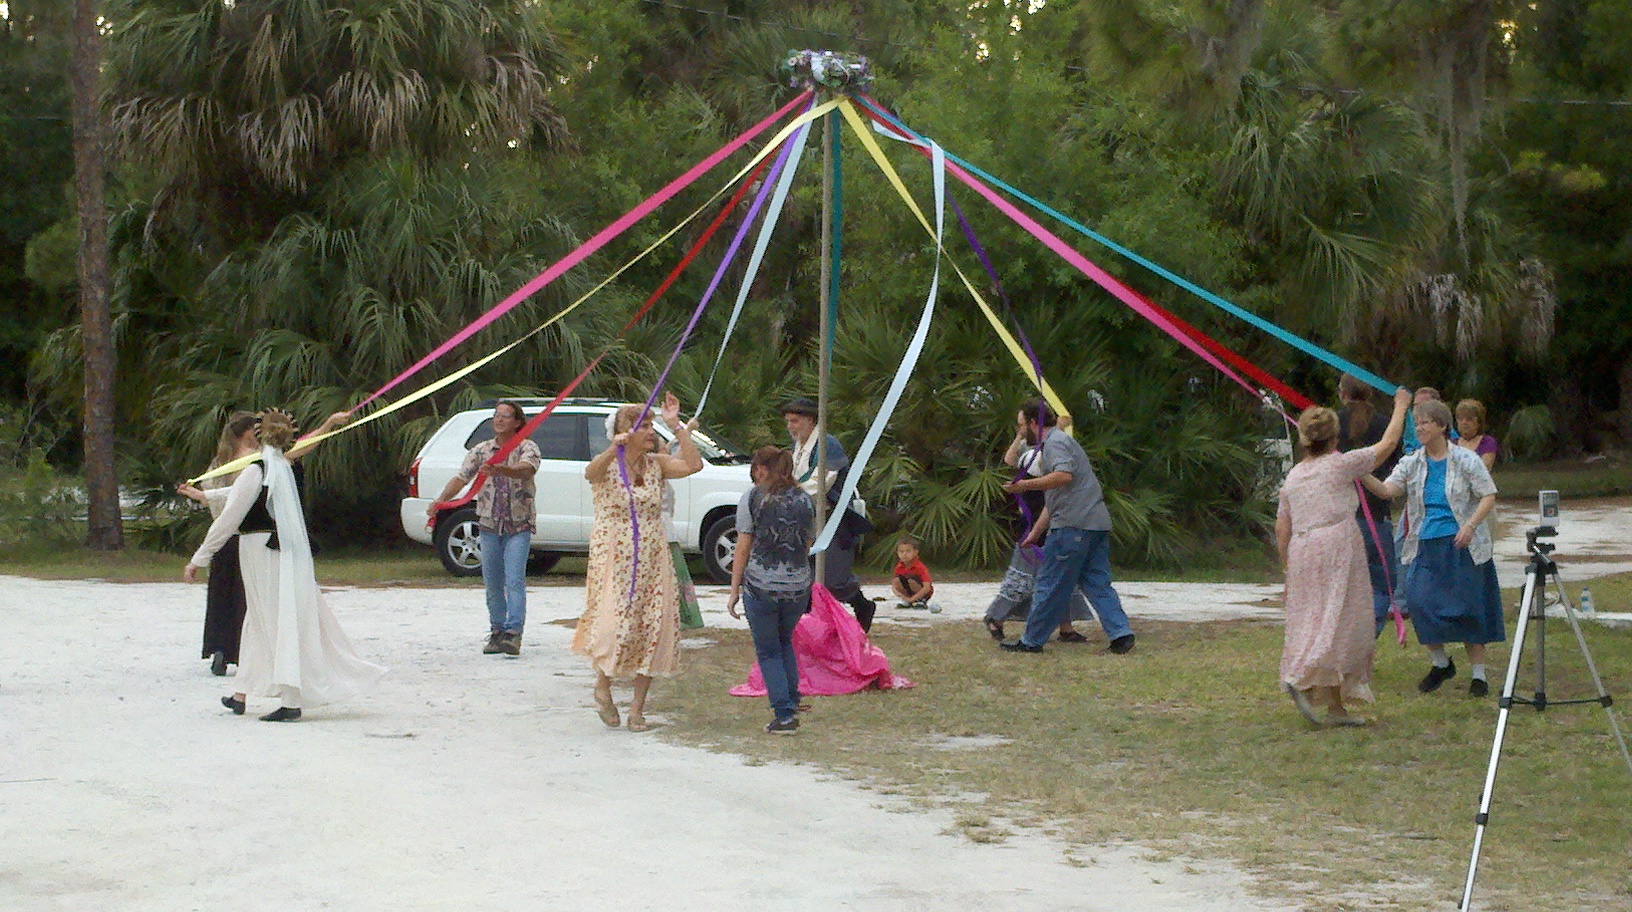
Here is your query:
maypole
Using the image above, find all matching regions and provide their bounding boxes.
[814,96,833,583]
[783,50,871,575]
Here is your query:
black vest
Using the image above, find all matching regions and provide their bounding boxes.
[240,463,305,550]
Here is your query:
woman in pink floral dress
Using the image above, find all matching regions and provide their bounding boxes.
[1275,387,1411,726]
[575,393,702,732]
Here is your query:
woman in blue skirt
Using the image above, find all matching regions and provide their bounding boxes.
[1363,399,1501,696]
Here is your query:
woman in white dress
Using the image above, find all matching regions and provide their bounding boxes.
[184,409,386,721]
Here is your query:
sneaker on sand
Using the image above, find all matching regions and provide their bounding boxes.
[482,631,505,655]
[765,716,800,735]
[499,632,522,656]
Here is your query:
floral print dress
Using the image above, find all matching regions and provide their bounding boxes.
[573,455,680,678]
[1277,449,1378,704]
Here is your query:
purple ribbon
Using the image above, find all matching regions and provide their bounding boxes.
[950,195,1050,560]
[616,108,812,603]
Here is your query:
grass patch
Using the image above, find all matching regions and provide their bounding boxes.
[659,601,1632,911]
[1494,455,1632,499]
[0,542,595,587]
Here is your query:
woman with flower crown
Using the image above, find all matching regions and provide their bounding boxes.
[184,408,385,721]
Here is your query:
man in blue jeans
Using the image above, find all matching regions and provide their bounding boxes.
[998,400,1135,654]
[429,401,542,656]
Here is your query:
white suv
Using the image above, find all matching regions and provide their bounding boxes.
[400,399,753,582]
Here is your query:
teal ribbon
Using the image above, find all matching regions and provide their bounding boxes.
[827,109,843,369]
[811,141,946,555]
[855,95,1396,395]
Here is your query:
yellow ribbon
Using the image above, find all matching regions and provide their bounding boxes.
[837,99,1071,424]
[190,100,846,485]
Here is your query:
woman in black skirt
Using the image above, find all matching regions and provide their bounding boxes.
[178,411,259,675]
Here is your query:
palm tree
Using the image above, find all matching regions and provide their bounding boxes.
[105,0,569,248]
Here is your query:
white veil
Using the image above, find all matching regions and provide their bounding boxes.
[261,444,312,691]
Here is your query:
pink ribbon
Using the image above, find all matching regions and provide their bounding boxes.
[357,90,815,408]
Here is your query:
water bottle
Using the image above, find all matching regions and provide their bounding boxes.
[1579,586,1596,617]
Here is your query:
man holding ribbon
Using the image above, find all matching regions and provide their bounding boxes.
[428,400,541,656]
[781,398,878,633]
[998,400,1135,655]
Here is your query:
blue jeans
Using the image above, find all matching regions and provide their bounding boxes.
[743,588,805,721]
[1357,508,1401,637]
[480,529,531,634]
[1020,528,1133,648]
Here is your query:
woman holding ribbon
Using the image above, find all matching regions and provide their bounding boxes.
[177,411,259,676]
[575,393,702,732]
[1363,399,1503,697]
[184,408,385,721]
[1276,387,1411,726]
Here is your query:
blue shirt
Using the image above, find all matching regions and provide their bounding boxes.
[1419,456,1460,540]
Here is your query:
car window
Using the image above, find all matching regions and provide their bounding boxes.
[463,414,585,460]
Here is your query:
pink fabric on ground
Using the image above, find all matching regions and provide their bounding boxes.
[730,584,914,697]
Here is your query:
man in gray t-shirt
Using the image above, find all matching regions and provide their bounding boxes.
[999,400,1134,654]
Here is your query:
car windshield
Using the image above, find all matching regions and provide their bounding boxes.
[462,408,751,465]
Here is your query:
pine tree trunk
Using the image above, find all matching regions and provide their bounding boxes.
[1619,351,1632,449]
[72,0,122,551]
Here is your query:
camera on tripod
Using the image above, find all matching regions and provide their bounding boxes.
[1527,490,1560,553]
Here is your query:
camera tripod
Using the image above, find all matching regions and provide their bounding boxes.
[1459,530,1632,911]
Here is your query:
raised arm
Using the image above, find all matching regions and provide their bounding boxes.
[585,435,624,485]
[1365,388,1413,471]
[185,465,262,579]
[286,411,353,461]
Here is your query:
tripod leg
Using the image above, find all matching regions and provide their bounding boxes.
[1460,564,1541,911]
[1549,569,1632,780]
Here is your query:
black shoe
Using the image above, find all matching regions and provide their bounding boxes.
[221,695,245,715]
[1107,634,1136,655]
[482,631,505,655]
[1469,678,1489,698]
[259,707,302,722]
[984,618,1005,641]
[210,650,228,676]
[766,716,800,735]
[1418,660,1457,693]
[999,639,1044,653]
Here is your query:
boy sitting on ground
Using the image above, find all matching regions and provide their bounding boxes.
[891,536,938,612]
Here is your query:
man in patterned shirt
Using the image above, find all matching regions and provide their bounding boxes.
[429,401,542,655]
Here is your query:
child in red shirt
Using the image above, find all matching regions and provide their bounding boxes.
[891,536,938,612]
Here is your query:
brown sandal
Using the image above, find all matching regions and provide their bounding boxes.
[594,690,620,728]
[626,712,648,733]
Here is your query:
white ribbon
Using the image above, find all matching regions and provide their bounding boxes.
[811,141,946,554]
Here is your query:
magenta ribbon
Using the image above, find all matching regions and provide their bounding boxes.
[356,90,814,409]
[1356,482,1405,645]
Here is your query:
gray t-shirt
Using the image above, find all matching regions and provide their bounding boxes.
[736,485,816,597]
[1039,430,1112,531]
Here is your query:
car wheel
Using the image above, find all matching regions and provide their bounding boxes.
[701,513,737,584]
[432,508,484,577]
[526,550,563,575]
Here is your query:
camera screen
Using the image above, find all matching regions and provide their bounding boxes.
[1539,490,1559,531]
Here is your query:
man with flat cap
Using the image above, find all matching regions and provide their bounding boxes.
[781,397,878,632]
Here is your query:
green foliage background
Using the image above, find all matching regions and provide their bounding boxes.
[4,0,1629,566]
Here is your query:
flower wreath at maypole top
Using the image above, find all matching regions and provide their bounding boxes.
[190,50,1405,613]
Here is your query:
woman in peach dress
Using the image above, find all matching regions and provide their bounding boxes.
[574,393,702,732]
[1275,387,1410,726]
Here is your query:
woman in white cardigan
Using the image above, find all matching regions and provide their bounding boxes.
[1362,399,1501,697]
[184,409,385,721]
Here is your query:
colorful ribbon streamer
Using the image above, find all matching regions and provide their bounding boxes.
[811,139,946,556]
[856,93,1397,395]
[836,101,1071,424]
[358,90,818,408]
[697,115,814,415]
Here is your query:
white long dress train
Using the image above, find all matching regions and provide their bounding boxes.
[191,449,385,708]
